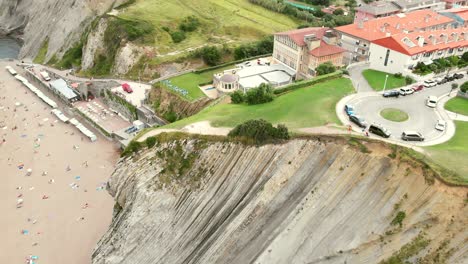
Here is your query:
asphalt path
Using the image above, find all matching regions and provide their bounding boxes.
[339,78,465,145]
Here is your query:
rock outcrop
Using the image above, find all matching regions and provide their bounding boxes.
[93,137,468,264]
[0,0,127,60]
[149,85,213,121]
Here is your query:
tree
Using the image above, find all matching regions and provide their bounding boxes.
[462,51,468,62]
[170,31,186,43]
[245,83,275,105]
[460,82,468,93]
[332,9,344,16]
[316,62,336,75]
[200,46,221,66]
[230,90,245,104]
[452,83,459,90]
[145,136,157,148]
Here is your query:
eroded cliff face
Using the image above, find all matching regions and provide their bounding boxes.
[0,0,126,59]
[93,138,468,264]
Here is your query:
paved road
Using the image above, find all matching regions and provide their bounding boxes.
[337,79,466,146]
[347,63,374,93]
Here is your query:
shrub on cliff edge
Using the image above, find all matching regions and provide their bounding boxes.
[228,119,289,144]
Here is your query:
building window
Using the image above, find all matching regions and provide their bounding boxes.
[449,48,454,54]
[384,49,390,66]
[423,52,432,57]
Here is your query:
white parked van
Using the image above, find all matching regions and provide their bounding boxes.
[426,96,437,108]
[39,71,51,81]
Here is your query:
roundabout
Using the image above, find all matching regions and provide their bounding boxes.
[337,78,465,146]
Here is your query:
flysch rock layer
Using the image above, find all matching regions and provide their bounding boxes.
[93,138,468,264]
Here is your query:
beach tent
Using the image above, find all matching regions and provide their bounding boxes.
[51,109,69,123]
[14,75,28,83]
[5,66,17,76]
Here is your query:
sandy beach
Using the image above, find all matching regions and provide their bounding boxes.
[0,61,119,264]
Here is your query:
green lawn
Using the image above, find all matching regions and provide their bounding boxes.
[164,78,354,129]
[426,121,468,185]
[380,108,409,122]
[444,97,468,116]
[362,69,408,91]
[119,0,299,54]
[166,65,237,101]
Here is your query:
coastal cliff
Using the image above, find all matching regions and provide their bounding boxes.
[0,0,127,60]
[92,136,468,264]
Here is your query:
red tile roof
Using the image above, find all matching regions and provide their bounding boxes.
[335,10,454,41]
[310,41,346,57]
[275,27,329,46]
[371,27,468,56]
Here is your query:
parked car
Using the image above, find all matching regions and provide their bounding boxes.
[426,96,438,108]
[399,87,414,96]
[454,73,464,79]
[344,104,355,116]
[349,115,368,128]
[444,74,455,82]
[401,131,425,141]
[383,90,400,97]
[369,124,391,138]
[435,120,446,132]
[423,80,437,87]
[412,85,424,92]
[436,78,447,85]
[122,83,133,93]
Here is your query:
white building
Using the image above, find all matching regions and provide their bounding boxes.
[369,27,468,74]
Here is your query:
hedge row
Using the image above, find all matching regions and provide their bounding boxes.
[193,53,272,74]
[273,71,343,95]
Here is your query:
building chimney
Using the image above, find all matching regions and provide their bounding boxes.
[380,25,386,33]
[424,15,431,23]
[418,37,425,47]
[464,32,468,40]
[453,32,459,42]
[358,19,364,29]
[396,23,400,30]
[441,34,448,43]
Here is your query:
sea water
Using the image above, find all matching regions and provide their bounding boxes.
[0,37,20,59]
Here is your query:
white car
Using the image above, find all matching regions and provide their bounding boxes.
[423,80,437,87]
[426,96,438,108]
[435,120,446,131]
[399,87,414,96]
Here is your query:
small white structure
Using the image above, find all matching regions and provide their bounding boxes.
[213,73,240,93]
[39,71,51,81]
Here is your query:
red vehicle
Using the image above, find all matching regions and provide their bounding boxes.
[412,84,424,92]
[122,83,133,93]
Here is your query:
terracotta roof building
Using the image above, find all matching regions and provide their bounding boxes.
[335,9,456,61]
[443,0,468,9]
[354,0,445,23]
[273,27,345,78]
[369,27,468,73]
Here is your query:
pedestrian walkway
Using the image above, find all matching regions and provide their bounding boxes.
[438,94,468,122]
[347,63,373,93]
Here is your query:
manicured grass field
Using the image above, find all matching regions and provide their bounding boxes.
[426,121,468,185]
[380,108,409,122]
[362,69,408,91]
[119,0,299,53]
[166,65,236,101]
[444,97,468,116]
[164,78,354,129]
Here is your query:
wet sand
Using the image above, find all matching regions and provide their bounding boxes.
[0,61,119,264]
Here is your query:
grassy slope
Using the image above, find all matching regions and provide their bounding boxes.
[444,97,468,116]
[426,121,468,184]
[362,69,407,91]
[118,0,299,53]
[164,78,354,129]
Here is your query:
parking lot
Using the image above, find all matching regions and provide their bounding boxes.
[110,81,152,107]
[339,76,465,145]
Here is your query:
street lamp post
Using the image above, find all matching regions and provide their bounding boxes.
[383,74,389,92]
